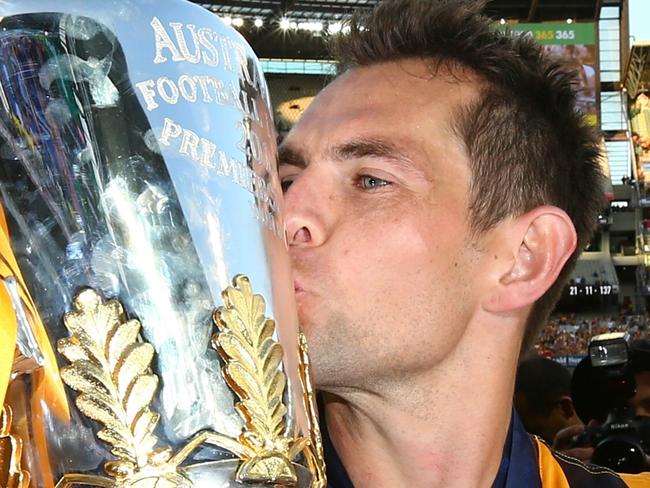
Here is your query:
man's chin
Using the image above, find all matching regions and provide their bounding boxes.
[298,318,317,348]
[296,321,324,371]
[295,299,318,335]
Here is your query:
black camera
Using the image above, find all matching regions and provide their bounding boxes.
[571,332,650,473]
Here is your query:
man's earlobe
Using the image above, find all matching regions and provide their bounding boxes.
[483,206,577,313]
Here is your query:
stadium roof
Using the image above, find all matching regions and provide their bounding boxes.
[195,0,607,23]
[192,0,622,59]
[623,42,650,99]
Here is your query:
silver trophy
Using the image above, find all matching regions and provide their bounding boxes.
[0,1,325,487]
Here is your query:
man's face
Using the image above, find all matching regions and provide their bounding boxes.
[513,392,579,444]
[279,60,487,389]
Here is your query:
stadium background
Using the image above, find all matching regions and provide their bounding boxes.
[191,0,649,365]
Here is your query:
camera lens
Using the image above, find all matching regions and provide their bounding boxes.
[592,437,647,474]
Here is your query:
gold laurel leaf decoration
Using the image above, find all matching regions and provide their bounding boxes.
[0,405,30,488]
[56,289,169,474]
[107,320,141,369]
[212,275,306,485]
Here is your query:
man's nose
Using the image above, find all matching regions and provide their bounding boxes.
[283,172,332,248]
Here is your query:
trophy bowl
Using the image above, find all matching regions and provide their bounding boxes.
[0,1,325,487]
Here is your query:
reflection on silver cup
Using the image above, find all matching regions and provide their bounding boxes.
[0,1,325,487]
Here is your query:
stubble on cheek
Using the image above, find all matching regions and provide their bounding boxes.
[304,305,369,389]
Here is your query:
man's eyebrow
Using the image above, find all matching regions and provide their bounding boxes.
[277,144,307,168]
[331,137,411,163]
[331,137,426,179]
[278,137,425,177]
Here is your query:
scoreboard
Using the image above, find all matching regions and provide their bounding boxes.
[555,282,618,313]
[567,283,615,297]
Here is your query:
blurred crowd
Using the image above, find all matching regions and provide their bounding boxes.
[534,313,648,357]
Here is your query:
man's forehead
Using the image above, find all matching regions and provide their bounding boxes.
[299,60,480,126]
[345,59,480,95]
[284,59,478,157]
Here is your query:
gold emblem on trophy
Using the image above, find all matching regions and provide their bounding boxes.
[55,276,325,488]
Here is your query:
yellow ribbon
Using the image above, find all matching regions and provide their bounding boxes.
[0,279,17,407]
[0,202,69,419]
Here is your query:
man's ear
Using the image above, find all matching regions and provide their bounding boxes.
[483,206,577,313]
[557,395,577,420]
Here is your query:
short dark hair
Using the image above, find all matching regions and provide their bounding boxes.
[515,355,572,416]
[330,0,605,350]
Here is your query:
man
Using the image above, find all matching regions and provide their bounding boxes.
[277,0,650,486]
[554,339,650,466]
[514,355,582,444]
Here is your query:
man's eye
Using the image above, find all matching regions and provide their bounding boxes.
[358,175,390,190]
[281,179,294,193]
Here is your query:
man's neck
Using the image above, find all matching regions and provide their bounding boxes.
[321,322,522,488]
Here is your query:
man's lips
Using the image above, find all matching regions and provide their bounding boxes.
[292,281,312,325]
[293,280,315,300]
[293,281,306,294]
